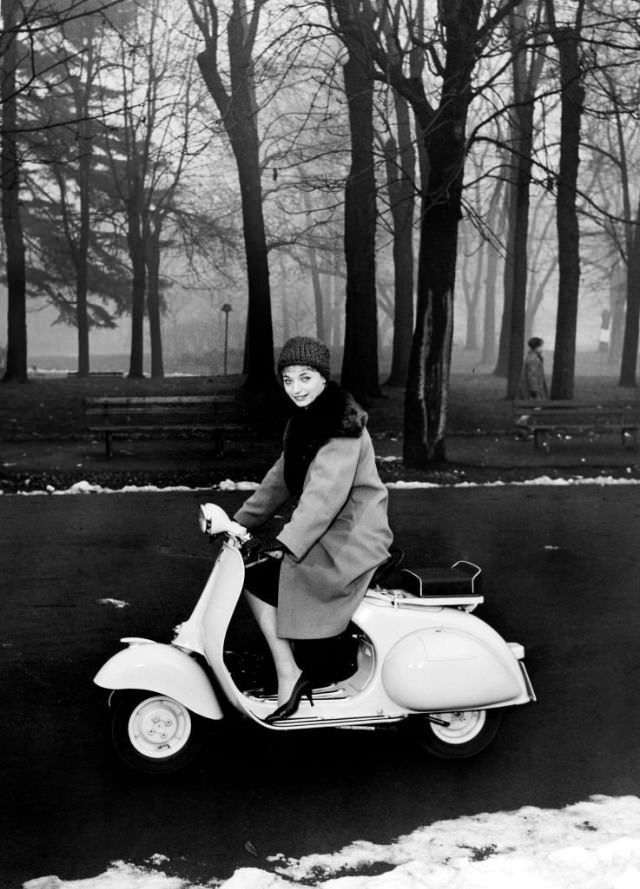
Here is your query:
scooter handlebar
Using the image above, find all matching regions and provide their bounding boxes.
[198,503,250,543]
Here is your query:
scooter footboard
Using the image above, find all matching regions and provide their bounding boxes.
[94,640,223,720]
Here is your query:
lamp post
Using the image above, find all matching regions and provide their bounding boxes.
[221,303,232,375]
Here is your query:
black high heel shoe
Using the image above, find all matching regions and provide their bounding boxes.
[264,674,313,723]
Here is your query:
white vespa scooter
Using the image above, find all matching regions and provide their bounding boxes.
[94,504,536,773]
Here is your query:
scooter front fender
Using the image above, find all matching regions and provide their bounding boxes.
[94,640,223,720]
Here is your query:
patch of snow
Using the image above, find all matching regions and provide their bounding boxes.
[4,475,640,497]
[22,796,640,889]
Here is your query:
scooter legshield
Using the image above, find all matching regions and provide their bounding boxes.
[94,641,223,720]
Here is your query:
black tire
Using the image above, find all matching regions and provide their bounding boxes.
[110,690,207,774]
[409,709,503,760]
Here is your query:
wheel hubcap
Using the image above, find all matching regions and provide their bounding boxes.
[128,696,192,758]
[430,710,486,744]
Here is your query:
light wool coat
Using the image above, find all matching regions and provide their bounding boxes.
[234,422,392,640]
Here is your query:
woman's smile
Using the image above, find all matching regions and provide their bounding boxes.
[281,365,327,407]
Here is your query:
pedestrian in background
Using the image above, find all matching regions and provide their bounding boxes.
[518,337,549,400]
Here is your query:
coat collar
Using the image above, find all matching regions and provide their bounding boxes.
[286,380,366,439]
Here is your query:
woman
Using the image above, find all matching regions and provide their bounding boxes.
[233,336,393,722]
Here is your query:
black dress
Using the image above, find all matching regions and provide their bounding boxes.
[244,556,280,608]
[244,555,358,685]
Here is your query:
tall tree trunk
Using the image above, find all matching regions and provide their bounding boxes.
[619,200,640,387]
[69,27,98,379]
[504,114,534,399]
[194,1,275,392]
[126,184,146,379]
[1,0,28,383]
[481,175,506,366]
[482,242,499,366]
[548,15,585,399]
[609,75,640,387]
[330,255,342,350]
[495,181,515,378]
[336,8,380,402]
[146,222,164,379]
[609,272,625,368]
[384,91,415,388]
[503,2,545,396]
[403,1,483,466]
[75,110,92,376]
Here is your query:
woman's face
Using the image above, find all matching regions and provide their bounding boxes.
[281,365,326,407]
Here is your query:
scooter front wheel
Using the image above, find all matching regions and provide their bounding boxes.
[110,691,207,773]
[409,709,503,759]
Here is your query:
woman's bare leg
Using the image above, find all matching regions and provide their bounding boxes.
[244,590,301,705]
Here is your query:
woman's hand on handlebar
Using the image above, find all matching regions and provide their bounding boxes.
[242,534,288,562]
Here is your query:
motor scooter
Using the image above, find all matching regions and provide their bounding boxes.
[94,503,536,773]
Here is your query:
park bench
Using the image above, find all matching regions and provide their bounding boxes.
[84,394,250,458]
[68,371,124,378]
[512,400,640,453]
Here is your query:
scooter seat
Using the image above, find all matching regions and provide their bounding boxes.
[400,561,482,598]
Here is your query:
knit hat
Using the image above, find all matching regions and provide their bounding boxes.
[277,336,331,379]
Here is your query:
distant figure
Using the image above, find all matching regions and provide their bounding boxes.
[598,309,611,355]
[518,337,549,400]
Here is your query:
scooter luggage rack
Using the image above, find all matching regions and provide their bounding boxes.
[369,560,483,610]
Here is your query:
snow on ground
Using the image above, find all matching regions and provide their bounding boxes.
[2,474,640,497]
[23,795,640,889]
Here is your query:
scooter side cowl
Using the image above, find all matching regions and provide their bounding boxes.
[381,627,527,711]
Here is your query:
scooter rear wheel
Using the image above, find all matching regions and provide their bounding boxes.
[111,690,207,773]
[409,709,502,759]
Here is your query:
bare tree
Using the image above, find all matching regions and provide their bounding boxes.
[545,0,586,400]
[187,0,276,391]
[322,0,380,401]
[500,0,547,399]
[353,0,522,465]
[1,0,27,382]
[381,88,416,388]
[587,71,640,386]
[97,0,205,378]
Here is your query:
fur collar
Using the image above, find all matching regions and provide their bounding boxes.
[282,382,366,497]
[285,380,366,441]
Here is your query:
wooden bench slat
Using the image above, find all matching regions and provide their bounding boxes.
[84,394,250,458]
[87,424,246,432]
[84,395,236,406]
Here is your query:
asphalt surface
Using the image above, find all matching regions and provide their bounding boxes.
[2,484,640,887]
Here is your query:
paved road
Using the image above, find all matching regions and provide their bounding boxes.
[2,485,640,887]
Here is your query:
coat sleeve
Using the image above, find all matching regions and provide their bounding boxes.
[233,454,291,529]
[277,436,360,561]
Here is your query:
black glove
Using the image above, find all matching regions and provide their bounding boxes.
[243,534,288,562]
